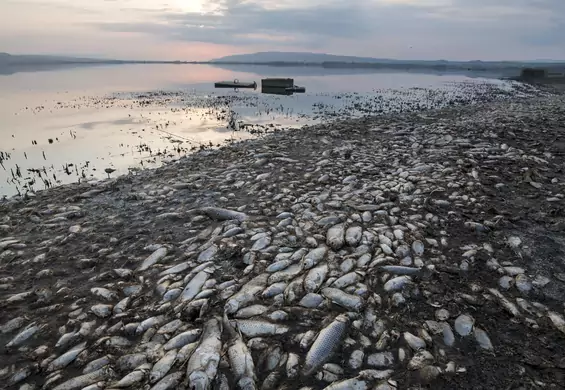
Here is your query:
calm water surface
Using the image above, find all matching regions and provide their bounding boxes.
[0,64,526,197]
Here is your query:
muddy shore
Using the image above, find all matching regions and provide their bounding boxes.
[1,92,565,390]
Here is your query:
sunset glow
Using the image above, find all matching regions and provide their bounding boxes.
[0,0,563,61]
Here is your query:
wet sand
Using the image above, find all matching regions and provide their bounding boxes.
[1,91,565,389]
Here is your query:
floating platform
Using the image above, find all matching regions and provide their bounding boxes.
[285,85,306,93]
[261,78,294,88]
[214,79,257,89]
[261,86,293,96]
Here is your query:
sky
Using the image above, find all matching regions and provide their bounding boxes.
[0,0,563,61]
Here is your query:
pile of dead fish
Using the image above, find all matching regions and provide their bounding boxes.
[1,94,565,390]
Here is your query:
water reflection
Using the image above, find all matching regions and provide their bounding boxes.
[0,64,535,197]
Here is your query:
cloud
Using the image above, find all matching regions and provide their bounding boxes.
[1,0,564,60]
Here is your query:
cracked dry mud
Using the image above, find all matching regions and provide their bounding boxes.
[1,93,565,390]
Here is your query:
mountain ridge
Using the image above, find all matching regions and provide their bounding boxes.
[212,51,565,65]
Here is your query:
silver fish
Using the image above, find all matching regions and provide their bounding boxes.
[176,342,198,366]
[111,363,151,388]
[179,270,211,303]
[150,349,177,383]
[345,226,363,246]
[266,259,293,273]
[327,224,345,250]
[158,319,184,335]
[159,262,191,276]
[224,316,257,386]
[6,323,41,349]
[235,305,269,319]
[198,207,248,222]
[150,371,184,390]
[322,378,368,390]
[321,288,364,311]
[268,264,303,284]
[55,331,78,349]
[136,315,166,335]
[304,264,328,293]
[332,272,362,289]
[302,247,328,270]
[225,274,268,314]
[163,329,202,350]
[262,283,287,298]
[138,247,168,271]
[0,316,26,334]
[303,314,349,375]
[383,276,412,292]
[233,320,289,337]
[83,355,112,374]
[186,318,222,390]
[90,287,118,301]
[47,342,87,372]
[52,367,114,390]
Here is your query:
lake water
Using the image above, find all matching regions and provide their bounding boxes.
[0,64,532,197]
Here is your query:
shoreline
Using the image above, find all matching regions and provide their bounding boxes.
[1,93,565,389]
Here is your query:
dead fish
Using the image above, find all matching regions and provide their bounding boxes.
[47,342,88,372]
[150,371,184,390]
[233,320,289,337]
[225,274,268,314]
[235,305,269,319]
[321,288,364,311]
[383,276,412,292]
[138,247,168,272]
[111,363,151,388]
[379,266,421,275]
[179,270,211,303]
[303,314,349,375]
[345,226,363,246]
[91,287,118,301]
[185,318,222,390]
[159,262,191,277]
[262,283,287,298]
[176,342,198,366]
[55,331,78,349]
[91,304,113,318]
[83,355,112,374]
[286,353,300,378]
[332,272,362,289]
[304,264,329,293]
[0,316,26,334]
[150,349,177,383]
[303,246,328,269]
[136,316,166,335]
[198,207,248,222]
[163,329,202,350]
[113,297,130,315]
[52,367,114,390]
[268,264,303,284]
[157,319,184,335]
[224,315,257,387]
[6,323,41,349]
[327,224,346,250]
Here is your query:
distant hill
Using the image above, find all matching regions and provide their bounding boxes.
[0,53,114,65]
[212,51,565,66]
[212,52,394,64]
